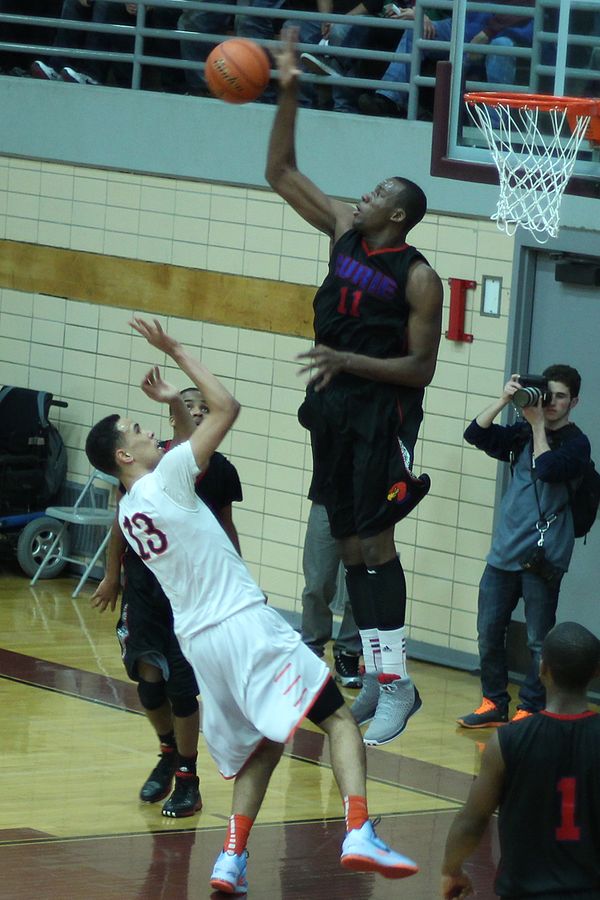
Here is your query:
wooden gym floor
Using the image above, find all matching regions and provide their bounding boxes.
[1,561,532,900]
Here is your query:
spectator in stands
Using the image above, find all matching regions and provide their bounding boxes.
[30,0,136,86]
[358,0,534,118]
[290,0,375,112]
[0,0,61,75]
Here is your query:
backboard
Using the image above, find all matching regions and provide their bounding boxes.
[431,0,600,201]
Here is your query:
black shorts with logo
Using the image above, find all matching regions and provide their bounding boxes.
[299,378,429,539]
[117,549,198,697]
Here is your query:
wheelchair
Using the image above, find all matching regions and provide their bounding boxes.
[0,385,69,577]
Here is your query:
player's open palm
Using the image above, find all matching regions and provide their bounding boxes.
[141,365,177,405]
[130,316,180,356]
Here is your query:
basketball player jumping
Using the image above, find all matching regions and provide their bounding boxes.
[266,31,444,746]
[85,317,419,895]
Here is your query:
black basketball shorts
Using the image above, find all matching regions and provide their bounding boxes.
[299,382,430,539]
[117,549,198,698]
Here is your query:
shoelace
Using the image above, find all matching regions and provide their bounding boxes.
[473,697,497,715]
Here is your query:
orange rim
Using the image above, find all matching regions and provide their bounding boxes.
[464,91,600,115]
[464,91,600,144]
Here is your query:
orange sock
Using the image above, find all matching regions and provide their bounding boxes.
[223,814,254,855]
[344,795,369,832]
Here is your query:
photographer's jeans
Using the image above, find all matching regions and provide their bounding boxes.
[477,564,562,712]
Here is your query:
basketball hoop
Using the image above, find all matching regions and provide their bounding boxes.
[464,92,600,243]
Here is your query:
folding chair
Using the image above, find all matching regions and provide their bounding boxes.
[30,468,119,598]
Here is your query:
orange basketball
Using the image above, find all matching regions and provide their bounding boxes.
[205,39,270,105]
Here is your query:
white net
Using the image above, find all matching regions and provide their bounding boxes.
[466,100,591,244]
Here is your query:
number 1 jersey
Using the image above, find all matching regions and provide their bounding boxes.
[496,710,600,897]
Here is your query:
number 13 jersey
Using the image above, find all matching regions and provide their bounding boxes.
[119,442,265,649]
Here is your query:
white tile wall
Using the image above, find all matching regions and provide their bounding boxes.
[0,155,517,652]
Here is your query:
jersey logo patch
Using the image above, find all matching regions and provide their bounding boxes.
[387,481,408,503]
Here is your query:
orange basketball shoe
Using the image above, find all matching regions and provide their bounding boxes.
[511,708,535,723]
[457,697,509,728]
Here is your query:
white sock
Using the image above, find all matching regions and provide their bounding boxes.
[359,628,381,673]
[379,626,409,680]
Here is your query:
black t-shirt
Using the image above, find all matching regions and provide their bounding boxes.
[159,442,242,514]
[496,711,600,898]
[194,449,243,514]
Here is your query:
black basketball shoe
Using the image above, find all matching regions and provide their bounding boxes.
[139,745,177,803]
[334,653,363,689]
[162,770,203,818]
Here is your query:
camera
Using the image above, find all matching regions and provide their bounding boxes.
[519,547,561,583]
[512,375,550,409]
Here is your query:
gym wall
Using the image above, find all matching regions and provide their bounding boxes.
[0,151,514,668]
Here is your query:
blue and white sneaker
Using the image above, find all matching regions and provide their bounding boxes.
[209,849,248,895]
[340,820,418,879]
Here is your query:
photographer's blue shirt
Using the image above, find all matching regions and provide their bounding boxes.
[464,420,590,572]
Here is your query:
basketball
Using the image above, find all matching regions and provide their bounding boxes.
[205,39,270,105]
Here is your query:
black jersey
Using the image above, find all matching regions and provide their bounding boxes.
[496,711,600,898]
[312,229,427,358]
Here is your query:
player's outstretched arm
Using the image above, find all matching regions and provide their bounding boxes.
[440,733,505,899]
[131,318,240,472]
[265,28,353,240]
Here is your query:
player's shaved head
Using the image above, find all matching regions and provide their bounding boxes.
[542,621,600,691]
[391,177,427,232]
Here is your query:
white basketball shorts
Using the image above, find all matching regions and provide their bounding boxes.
[182,603,330,778]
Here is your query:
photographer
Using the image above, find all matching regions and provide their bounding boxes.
[457,365,590,728]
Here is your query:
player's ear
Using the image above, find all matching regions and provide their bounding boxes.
[569,395,579,411]
[116,446,133,466]
[390,207,406,224]
[169,415,176,428]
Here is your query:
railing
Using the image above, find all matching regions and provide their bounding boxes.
[1,0,598,120]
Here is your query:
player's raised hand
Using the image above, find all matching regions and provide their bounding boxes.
[130,317,180,356]
[275,27,301,89]
[141,365,178,405]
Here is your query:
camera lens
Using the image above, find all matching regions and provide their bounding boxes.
[513,386,542,409]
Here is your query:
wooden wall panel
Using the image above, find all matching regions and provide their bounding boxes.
[0,240,316,338]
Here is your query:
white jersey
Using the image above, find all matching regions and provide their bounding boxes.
[118,442,265,649]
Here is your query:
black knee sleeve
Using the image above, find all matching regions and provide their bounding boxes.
[307,676,345,725]
[137,678,167,711]
[369,556,407,629]
[344,562,375,629]
[168,693,199,718]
